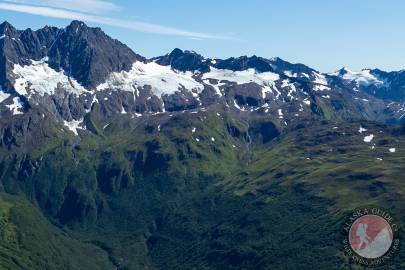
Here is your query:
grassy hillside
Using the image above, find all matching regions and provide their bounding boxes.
[0,193,113,270]
[0,109,404,269]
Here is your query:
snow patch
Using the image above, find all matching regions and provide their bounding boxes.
[6,97,24,115]
[97,61,204,96]
[314,84,330,91]
[0,88,10,103]
[333,68,388,88]
[363,134,374,143]
[203,79,223,96]
[278,109,283,118]
[202,68,280,96]
[13,58,88,97]
[313,72,328,85]
[359,126,367,133]
[281,79,297,97]
[233,99,245,111]
[284,71,297,77]
[389,148,396,153]
[64,119,84,136]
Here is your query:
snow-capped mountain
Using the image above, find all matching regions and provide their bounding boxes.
[332,67,405,102]
[1,20,405,270]
[1,20,405,136]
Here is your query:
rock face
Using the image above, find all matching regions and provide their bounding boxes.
[0,22,58,88]
[154,48,210,72]
[215,55,274,72]
[0,21,144,91]
[362,69,405,101]
[332,67,405,102]
[47,21,144,88]
[1,20,405,139]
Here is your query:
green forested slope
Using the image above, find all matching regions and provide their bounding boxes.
[0,109,404,269]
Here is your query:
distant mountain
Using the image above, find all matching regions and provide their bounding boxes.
[1,20,405,128]
[153,48,211,72]
[332,67,405,101]
[0,21,404,270]
[0,20,144,90]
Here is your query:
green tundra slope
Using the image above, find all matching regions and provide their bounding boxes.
[0,106,404,270]
[0,194,113,270]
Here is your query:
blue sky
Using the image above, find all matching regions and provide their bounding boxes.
[0,0,404,72]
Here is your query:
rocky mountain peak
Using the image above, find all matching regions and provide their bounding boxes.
[66,20,87,31]
[269,57,315,75]
[1,20,405,126]
[0,20,148,92]
[169,48,186,57]
[215,55,274,72]
[45,21,144,88]
[0,21,17,37]
[336,67,350,76]
[154,48,210,72]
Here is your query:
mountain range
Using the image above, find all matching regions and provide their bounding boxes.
[0,20,404,270]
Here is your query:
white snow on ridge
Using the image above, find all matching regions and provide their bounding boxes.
[301,73,310,79]
[6,97,23,115]
[284,70,330,91]
[312,72,331,91]
[13,58,88,96]
[284,71,298,78]
[313,72,328,85]
[314,84,330,91]
[332,68,387,87]
[284,71,311,79]
[97,61,204,96]
[202,68,280,97]
[203,68,279,85]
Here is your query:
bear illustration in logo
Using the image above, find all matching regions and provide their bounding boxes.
[349,215,393,259]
